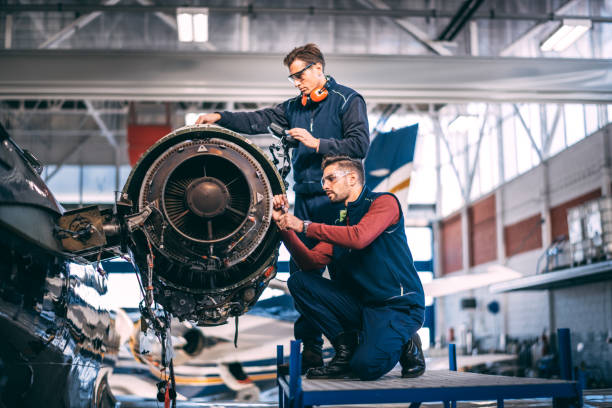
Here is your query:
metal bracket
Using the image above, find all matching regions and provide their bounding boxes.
[125,204,154,232]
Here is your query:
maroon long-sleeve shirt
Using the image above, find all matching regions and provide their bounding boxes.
[281,194,400,271]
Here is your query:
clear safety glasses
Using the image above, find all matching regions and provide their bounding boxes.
[320,170,352,188]
[287,63,314,84]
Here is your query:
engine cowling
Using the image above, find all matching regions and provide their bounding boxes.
[119,125,284,325]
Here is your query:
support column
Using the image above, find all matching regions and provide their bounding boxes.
[434,116,443,278]
[602,124,611,196]
[496,106,506,264]
[538,106,555,335]
[462,130,471,274]
[541,164,552,248]
[496,105,509,343]
[461,127,474,341]
[461,207,470,272]
[433,107,445,347]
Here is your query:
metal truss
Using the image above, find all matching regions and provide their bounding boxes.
[356,0,453,56]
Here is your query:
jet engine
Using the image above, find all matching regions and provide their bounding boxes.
[56,124,285,326]
[117,125,285,325]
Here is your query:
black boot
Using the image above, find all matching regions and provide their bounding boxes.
[278,342,323,376]
[400,333,426,378]
[301,343,324,373]
[306,332,357,379]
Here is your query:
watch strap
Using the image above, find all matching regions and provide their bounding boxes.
[303,220,312,234]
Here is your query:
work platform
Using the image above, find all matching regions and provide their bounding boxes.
[276,329,582,408]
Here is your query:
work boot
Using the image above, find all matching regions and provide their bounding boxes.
[278,342,323,376]
[400,333,426,378]
[301,344,324,373]
[306,332,357,379]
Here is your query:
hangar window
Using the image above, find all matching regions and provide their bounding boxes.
[437,101,609,217]
[82,165,117,203]
[45,165,81,203]
[119,165,132,188]
[564,104,586,146]
[45,165,129,205]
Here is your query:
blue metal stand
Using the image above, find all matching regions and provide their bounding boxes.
[554,328,583,408]
[448,343,457,408]
[276,345,284,408]
[289,340,302,408]
[277,329,582,408]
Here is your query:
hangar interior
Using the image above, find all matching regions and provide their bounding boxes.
[1,0,612,399]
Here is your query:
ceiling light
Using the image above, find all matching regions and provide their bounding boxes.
[540,19,591,52]
[176,8,209,43]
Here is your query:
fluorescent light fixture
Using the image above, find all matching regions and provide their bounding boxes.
[176,8,209,43]
[177,12,193,42]
[540,19,591,52]
[193,13,208,42]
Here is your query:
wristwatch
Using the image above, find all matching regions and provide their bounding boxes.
[302,220,312,234]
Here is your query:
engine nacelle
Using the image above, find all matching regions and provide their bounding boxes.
[119,125,284,325]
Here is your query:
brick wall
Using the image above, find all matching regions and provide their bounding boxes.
[504,214,543,258]
[469,194,497,266]
[441,213,462,275]
[550,189,602,240]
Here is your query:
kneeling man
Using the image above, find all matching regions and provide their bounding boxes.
[273,156,426,380]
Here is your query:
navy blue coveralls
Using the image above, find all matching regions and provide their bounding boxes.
[287,187,425,380]
[216,76,370,348]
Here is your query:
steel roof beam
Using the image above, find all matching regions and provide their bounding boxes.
[356,0,452,56]
[38,0,122,49]
[84,100,117,148]
[437,0,485,42]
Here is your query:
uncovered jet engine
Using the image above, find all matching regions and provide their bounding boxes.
[60,125,285,325]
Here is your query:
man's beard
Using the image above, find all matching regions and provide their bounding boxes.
[327,191,344,203]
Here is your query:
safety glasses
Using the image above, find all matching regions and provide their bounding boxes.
[287,63,314,84]
[320,170,352,188]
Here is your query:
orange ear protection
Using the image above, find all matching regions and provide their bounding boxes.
[301,86,329,107]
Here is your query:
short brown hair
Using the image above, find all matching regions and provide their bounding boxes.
[283,43,325,70]
[321,155,364,185]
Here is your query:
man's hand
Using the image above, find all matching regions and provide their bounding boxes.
[277,213,304,233]
[272,194,289,225]
[195,113,221,124]
[287,128,320,151]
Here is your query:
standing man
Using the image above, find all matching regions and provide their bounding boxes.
[273,156,426,380]
[196,44,370,373]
